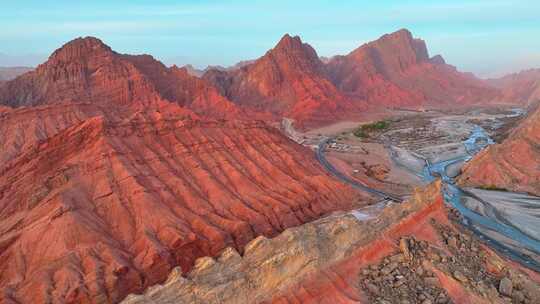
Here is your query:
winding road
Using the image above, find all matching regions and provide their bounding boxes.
[312,111,540,272]
[316,138,403,202]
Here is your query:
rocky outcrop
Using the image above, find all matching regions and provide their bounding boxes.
[203,34,357,127]
[459,103,540,196]
[0,113,359,304]
[488,69,540,105]
[326,29,498,108]
[0,37,242,119]
[122,181,540,304]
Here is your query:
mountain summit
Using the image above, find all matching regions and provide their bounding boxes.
[203,34,356,126]
[0,37,241,119]
[326,29,498,107]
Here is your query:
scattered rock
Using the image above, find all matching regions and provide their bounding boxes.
[447,236,457,248]
[498,277,513,297]
[512,290,525,303]
[452,271,468,283]
[366,283,380,295]
[400,238,411,260]
[424,277,440,287]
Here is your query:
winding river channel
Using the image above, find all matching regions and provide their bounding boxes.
[316,108,540,272]
[423,120,540,272]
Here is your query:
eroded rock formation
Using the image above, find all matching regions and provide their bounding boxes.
[122,181,540,304]
[0,113,360,304]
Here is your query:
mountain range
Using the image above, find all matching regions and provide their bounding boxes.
[0,29,539,304]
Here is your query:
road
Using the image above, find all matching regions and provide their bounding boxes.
[316,138,403,202]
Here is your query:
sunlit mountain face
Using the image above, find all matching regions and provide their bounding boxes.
[1,2,540,304]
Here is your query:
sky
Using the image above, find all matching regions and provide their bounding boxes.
[1,0,539,78]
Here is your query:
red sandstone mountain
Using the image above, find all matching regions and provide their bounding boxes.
[460,103,540,196]
[0,37,363,304]
[204,34,358,126]
[488,69,540,105]
[0,37,241,119]
[326,29,498,107]
[0,111,360,304]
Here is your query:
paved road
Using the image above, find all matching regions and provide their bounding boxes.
[316,138,403,203]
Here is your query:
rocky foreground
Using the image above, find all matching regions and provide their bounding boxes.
[122,181,540,304]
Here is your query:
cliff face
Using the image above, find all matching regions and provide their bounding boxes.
[0,113,359,304]
[204,34,358,126]
[460,104,540,196]
[326,29,498,107]
[122,181,540,304]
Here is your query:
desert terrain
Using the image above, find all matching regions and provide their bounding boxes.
[0,22,539,304]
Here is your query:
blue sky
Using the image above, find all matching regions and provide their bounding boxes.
[1,0,539,77]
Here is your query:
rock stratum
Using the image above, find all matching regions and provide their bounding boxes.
[0,111,359,304]
[460,103,540,196]
[122,181,540,304]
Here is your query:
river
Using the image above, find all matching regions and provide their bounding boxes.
[420,109,540,272]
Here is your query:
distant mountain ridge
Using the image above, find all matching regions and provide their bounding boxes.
[0,66,33,81]
[1,30,508,127]
[0,37,242,120]
[487,68,540,105]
